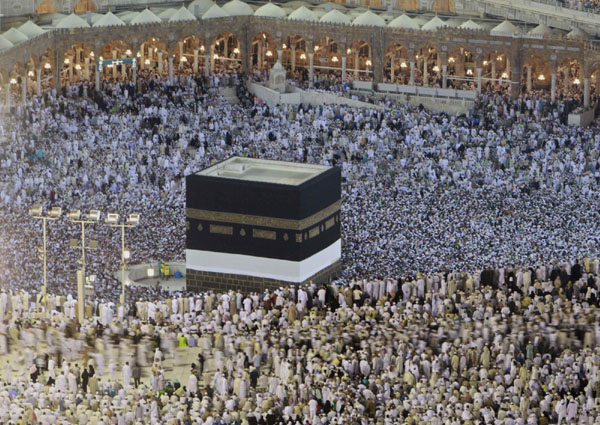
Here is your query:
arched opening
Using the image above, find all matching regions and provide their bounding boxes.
[36,0,58,14]
[361,0,382,6]
[480,51,510,92]
[101,40,134,82]
[61,43,95,86]
[25,57,38,96]
[523,55,550,93]
[212,33,242,74]
[282,35,307,81]
[313,37,343,81]
[416,45,438,86]
[432,0,455,13]
[173,36,203,76]
[8,63,25,104]
[385,44,408,84]
[251,32,278,72]
[73,0,97,12]
[138,38,168,77]
[347,40,372,81]
[446,48,474,89]
[395,0,418,9]
[40,49,55,90]
[557,58,582,101]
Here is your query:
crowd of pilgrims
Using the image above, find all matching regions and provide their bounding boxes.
[0,69,599,423]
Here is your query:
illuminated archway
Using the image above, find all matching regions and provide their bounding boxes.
[61,43,95,85]
[172,36,203,75]
[212,33,242,74]
[251,32,278,70]
[101,40,134,81]
[385,44,408,84]
[314,37,343,79]
[347,40,372,80]
[415,45,438,86]
[138,38,168,76]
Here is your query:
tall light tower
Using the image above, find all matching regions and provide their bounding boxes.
[67,209,100,322]
[28,205,62,297]
[105,213,140,305]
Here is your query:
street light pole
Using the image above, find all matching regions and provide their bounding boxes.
[68,209,100,323]
[29,206,62,299]
[106,213,140,305]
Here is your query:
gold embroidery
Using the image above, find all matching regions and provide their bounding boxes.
[186,200,341,231]
[308,227,320,239]
[209,224,233,235]
[283,233,289,241]
[240,228,246,236]
[197,223,203,231]
[253,229,276,240]
[296,233,303,243]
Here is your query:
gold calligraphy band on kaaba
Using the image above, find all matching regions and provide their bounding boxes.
[187,200,341,231]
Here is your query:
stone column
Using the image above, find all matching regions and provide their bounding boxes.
[551,72,557,103]
[210,46,215,72]
[506,57,510,77]
[133,64,137,87]
[179,42,184,69]
[423,56,428,85]
[442,64,448,89]
[158,52,163,75]
[84,57,90,80]
[68,61,74,85]
[168,56,174,83]
[205,53,210,77]
[409,60,415,85]
[476,67,482,94]
[390,54,395,83]
[257,42,262,68]
[112,50,117,79]
[491,60,496,80]
[291,46,296,71]
[309,52,314,86]
[22,74,26,104]
[5,84,10,109]
[36,69,42,95]
[95,68,100,91]
[140,46,145,70]
[526,65,532,93]
[354,50,359,78]
[584,77,590,109]
[341,56,347,81]
[193,49,199,74]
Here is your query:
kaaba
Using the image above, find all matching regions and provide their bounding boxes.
[186,157,342,292]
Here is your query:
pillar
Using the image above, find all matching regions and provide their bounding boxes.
[309,52,314,86]
[193,49,199,74]
[205,53,210,77]
[22,74,26,104]
[409,60,415,85]
[210,46,215,72]
[390,54,395,83]
[68,61,73,85]
[341,56,347,81]
[133,62,137,87]
[506,57,510,77]
[442,64,448,89]
[291,46,296,71]
[526,65,532,93]
[354,50,359,78]
[5,84,10,109]
[158,52,163,75]
[84,57,90,80]
[112,50,117,79]
[179,42,184,69]
[423,56,428,85]
[140,46,145,70]
[491,60,496,80]
[476,67,482,94]
[584,77,590,109]
[168,56,174,83]
[224,37,228,58]
[95,67,100,91]
[258,42,263,68]
[551,72,557,103]
[36,69,42,95]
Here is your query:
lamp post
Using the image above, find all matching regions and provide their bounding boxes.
[28,205,62,299]
[67,209,100,323]
[105,213,140,305]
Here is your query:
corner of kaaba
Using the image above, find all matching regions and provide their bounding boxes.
[185,157,342,293]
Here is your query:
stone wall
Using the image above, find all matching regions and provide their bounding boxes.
[186,261,342,293]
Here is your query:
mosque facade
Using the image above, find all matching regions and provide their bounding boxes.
[0,0,597,106]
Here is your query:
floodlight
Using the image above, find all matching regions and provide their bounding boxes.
[48,207,62,218]
[147,268,155,277]
[105,213,119,224]
[127,214,140,226]
[87,210,101,221]
[67,210,81,220]
[29,205,42,216]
